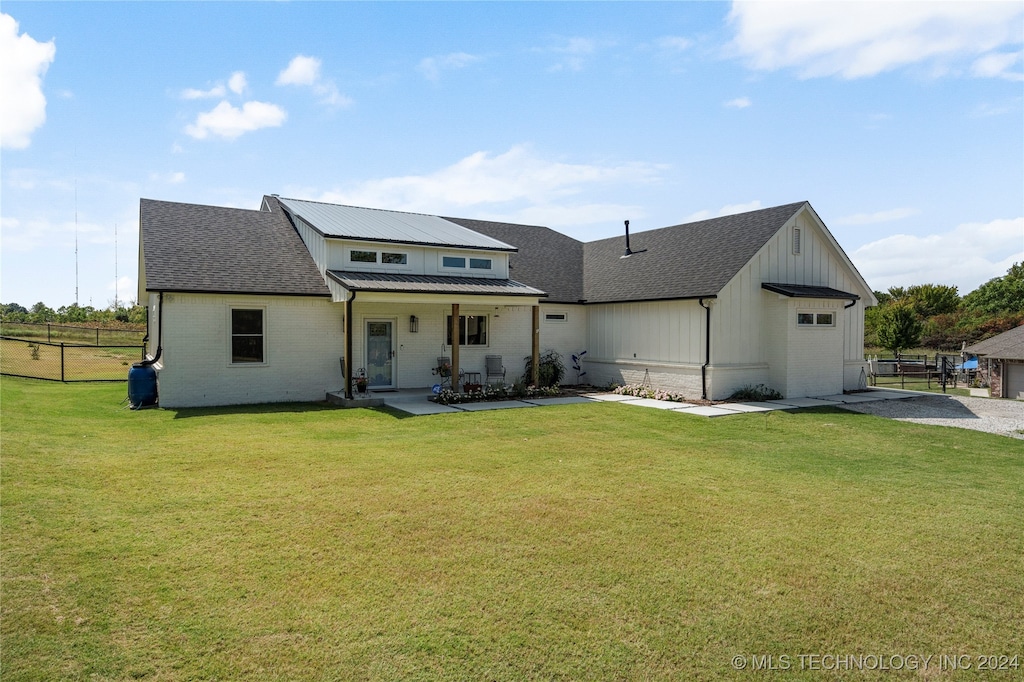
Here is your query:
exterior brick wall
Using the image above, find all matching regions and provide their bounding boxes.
[155,294,344,408]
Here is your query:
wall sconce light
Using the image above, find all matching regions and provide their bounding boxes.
[409,315,419,333]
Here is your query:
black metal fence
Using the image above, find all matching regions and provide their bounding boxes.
[0,336,145,382]
[866,354,969,392]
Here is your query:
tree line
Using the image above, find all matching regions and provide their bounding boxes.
[866,262,1024,357]
[0,301,146,328]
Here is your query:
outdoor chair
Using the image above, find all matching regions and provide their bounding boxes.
[434,356,453,390]
[485,355,506,385]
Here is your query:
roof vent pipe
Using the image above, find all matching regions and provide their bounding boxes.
[624,220,632,257]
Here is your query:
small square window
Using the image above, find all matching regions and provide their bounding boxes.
[816,313,834,326]
[443,256,466,268]
[797,313,815,325]
[350,250,377,263]
[382,252,407,265]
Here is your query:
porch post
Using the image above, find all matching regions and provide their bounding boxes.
[532,305,540,386]
[344,293,354,400]
[450,303,460,389]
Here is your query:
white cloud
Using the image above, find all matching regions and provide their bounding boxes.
[724,96,751,109]
[545,37,598,72]
[277,55,321,86]
[228,71,247,94]
[836,207,920,225]
[851,217,1024,293]
[182,84,226,100]
[149,171,186,184]
[182,71,248,100]
[727,1,1024,79]
[315,145,665,227]
[971,51,1024,80]
[276,54,352,108]
[185,100,287,140]
[656,36,693,52]
[417,52,481,81]
[0,13,56,149]
[681,200,762,223]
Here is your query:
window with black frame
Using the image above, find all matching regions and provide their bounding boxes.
[231,308,264,363]
[446,314,487,346]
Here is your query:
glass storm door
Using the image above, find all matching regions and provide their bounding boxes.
[365,320,395,389]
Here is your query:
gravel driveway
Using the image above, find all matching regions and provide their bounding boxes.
[838,394,1024,440]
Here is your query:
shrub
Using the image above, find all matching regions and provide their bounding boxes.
[523,350,565,387]
[728,384,783,401]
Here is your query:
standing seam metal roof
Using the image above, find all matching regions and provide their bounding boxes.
[277,197,517,251]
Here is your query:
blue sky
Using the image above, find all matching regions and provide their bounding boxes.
[2,1,1022,310]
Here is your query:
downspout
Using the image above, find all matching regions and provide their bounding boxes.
[699,297,711,400]
[344,289,356,400]
[137,292,163,367]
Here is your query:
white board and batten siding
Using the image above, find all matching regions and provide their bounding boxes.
[709,207,871,398]
[152,293,344,408]
[584,300,706,396]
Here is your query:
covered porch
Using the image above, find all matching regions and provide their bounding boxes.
[328,271,546,399]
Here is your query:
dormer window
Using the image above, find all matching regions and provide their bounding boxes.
[470,258,492,270]
[443,256,466,268]
[350,250,377,263]
[382,252,407,265]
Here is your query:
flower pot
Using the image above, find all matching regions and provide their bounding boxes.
[462,383,481,393]
[357,384,367,394]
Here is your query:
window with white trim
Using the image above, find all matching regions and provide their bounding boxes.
[469,257,492,270]
[544,312,568,322]
[382,252,407,265]
[797,311,834,327]
[442,256,466,268]
[231,308,265,363]
[350,250,377,263]
[446,314,488,345]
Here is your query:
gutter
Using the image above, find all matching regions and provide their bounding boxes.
[137,292,164,367]
[698,297,711,400]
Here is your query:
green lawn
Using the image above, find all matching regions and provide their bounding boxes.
[2,378,1022,680]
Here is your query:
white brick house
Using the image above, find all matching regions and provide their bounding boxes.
[138,196,875,407]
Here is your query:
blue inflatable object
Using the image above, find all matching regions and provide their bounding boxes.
[962,359,978,370]
[128,363,158,409]
[432,384,442,394]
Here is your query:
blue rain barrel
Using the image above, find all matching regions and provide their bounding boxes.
[128,363,158,409]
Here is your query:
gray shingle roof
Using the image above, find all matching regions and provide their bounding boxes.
[277,198,516,251]
[444,217,584,303]
[327,271,545,297]
[582,202,807,303]
[965,324,1024,360]
[140,198,330,297]
[762,283,860,300]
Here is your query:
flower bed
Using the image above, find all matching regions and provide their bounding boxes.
[432,384,562,405]
[612,383,692,403]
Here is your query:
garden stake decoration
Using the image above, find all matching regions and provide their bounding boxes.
[571,350,587,385]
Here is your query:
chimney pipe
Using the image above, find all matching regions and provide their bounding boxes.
[624,220,632,257]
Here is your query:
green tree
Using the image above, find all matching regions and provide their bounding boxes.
[876,303,922,357]
[905,283,960,317]
[962,262,1024,314]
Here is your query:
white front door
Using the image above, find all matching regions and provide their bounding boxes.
[365,319,396,389]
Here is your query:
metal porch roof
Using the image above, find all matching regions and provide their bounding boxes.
[327,271,546,297]
[761,283,860,300]
[278,197,516,251]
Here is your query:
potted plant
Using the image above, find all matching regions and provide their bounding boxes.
[355,374,368,394]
